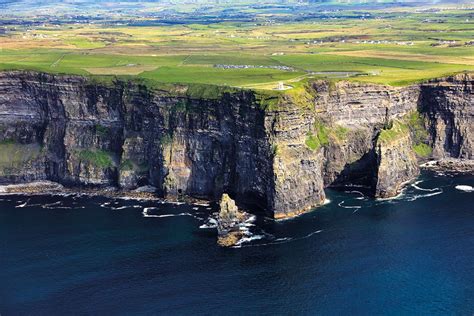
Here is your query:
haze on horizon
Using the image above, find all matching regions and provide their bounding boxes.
[1,0,469,11]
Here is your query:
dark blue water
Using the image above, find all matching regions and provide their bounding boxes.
[1,171,473,315]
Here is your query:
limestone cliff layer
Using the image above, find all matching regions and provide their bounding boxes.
[0,71,472,218]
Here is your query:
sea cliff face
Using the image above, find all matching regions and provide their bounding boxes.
[0,71,472,218]
[420,74,473,159]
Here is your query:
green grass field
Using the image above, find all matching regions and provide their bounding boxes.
[1,4,473,88]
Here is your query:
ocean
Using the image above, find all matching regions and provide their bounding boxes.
[0,171,473,315]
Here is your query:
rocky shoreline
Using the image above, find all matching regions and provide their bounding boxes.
[0,181,210,205]
[421,159,474,174]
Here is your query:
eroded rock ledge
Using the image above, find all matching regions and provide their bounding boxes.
[0,71,472,219]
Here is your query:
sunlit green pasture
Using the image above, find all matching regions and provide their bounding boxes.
[1,6,473,88]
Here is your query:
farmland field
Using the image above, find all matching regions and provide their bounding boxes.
[1,2,474,89]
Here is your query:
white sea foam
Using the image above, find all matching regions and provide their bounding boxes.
[16,199,30,208]
[245,215,256,223]
[338,201,362,210]
[346,190,367,200]
[420,160,438,168]
[239,226,250,232]
[142,207,158,215]
[411,181,439,192]
[46,206,85,210]
[376,191,405,202]
[303,230,323,239]
[194,202,210,207]
[405,190,443,201]
[42,201,74,209]
[43,201,62,207]
[234,234,265,247]
[142,206,194,219]
[455,185,474,192]
[347,190,364,196]
[241,222,255,228]
[144,212,193,218]
[111,206,129,210]
[199,218,218,229]
[274,237,291,242]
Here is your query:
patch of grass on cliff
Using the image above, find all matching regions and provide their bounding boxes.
[305,133,320,151]
[78,149,114,169]
[378,120,409,144]
[333,125,349,141]
[0,142,42,171]
[254,90,281,111]
[315,121,330,146]
[404,111,432,157]
[413,143,433,158]
[406,111,430,144]
[306,120,330,151]
[284,83,315,110]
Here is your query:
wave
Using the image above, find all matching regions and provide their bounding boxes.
[194,202,210,207]
[343,190,367,201]
[235,229,324,248]
[233,234,265,247]
[411,180,439,192]
[144,212,194,218]
[142,207,158,215]
[274,237,291,242]
[376,191,406,202]
[46,206,85,210]
[199,218,218,229]
[43,201,62,207]
[15,199,30,208]
[455,185,474,192]
[405,190,443,202]
[142,207,199,219]
[338,200,362,210]
[110,206,129,210]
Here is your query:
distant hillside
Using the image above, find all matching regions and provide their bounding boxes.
[1,0,471,16]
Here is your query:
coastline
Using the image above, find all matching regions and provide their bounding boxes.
[420,158,474,174]
[0,181,211,206]
[2,158,470,215]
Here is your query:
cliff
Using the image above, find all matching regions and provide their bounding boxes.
[0,71,472,219]
[374,121,420,198]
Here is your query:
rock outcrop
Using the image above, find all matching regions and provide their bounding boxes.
[0,70,472,219]
[216,193,252,247]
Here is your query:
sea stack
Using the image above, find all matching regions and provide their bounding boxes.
[217,194,250,247]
